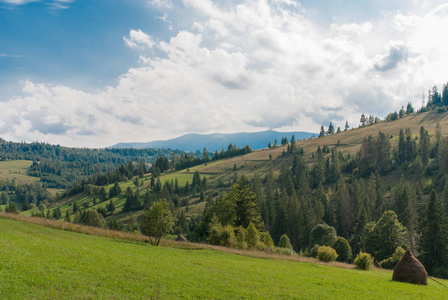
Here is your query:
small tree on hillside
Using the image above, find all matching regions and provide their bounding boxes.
[365,210,406,262]
[246,221,260,249]
[333,236,352,263]
[278,234,293,250]
[310,223,337,247]
[319,125,325,137]
[141,199,174,246]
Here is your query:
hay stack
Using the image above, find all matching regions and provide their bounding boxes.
[392,249,427,285]
[175,234,188,242]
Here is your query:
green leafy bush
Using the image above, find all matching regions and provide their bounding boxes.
[317,246,338,262]
[380,246,405,269]
[261,231,275,252]
[309,244,321,258]
[333,237,353,263]
[354,252,374,270]
[275,247,296,256]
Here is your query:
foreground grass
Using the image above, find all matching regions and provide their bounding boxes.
[1,217,447,299]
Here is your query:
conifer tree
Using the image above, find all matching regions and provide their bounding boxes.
[319,125,325,137]
[327,122,335,135]
[419,190,448,277]
[246,221,260,249]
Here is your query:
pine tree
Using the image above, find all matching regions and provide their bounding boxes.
[319,125,325,137]
[246,221,260,249]
[327,122,335,135]
[419,190,448,277]
[344,121,349,131]
[360,114,366,126]
[419,126,430,165]
[65,210,71,222]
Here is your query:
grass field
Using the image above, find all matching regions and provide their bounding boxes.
[1,216,447,299]
[0,160,38,184]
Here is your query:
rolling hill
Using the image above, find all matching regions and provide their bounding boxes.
[25,110,448,225]
[109,130,317,152]
[1,215,447,299]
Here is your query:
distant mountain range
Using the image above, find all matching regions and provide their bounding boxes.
[109,130,317,152]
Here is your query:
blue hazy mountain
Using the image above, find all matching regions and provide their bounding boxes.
[109,130,317,152]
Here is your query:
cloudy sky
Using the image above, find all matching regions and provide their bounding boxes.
[1,0,447,148]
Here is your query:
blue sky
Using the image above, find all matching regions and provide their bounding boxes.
[1,0,447,147]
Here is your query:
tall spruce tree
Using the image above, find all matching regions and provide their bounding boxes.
[419,190,448,277]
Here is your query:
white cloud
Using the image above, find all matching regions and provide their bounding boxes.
[2,0,448,147]
[123,29,155,49]
[1,0,73,7]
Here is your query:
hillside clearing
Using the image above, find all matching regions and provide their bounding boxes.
[0,160,38,184]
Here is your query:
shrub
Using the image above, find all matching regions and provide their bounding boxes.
[354,252,374,270]
[220,225,236,247]
[275,247,296,256]
[207,222,236,247]
[278,234,293,250]
[317,246,338,262]
[333,237,353,263]
[309,244,321,258]
[261,231,275,252]
[310,224,337,247]
[380,246,405,269]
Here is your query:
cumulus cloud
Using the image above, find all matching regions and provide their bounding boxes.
[2,0,448,147]
[123,29,155,49]
[374,42,410,72]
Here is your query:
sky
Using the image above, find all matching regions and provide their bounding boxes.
[1,0,448,148]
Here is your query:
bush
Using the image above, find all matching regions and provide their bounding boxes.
[275,247,296,256]
[261,231,275,252]
[220,225,236,247]
[309,244,321,258]
[278,234,293,250]
[380,246,405,269]
[354,252,374,270]
[207,222,236,247]
[310,224,337,247]
[317,246,338,262]
[333,237,353,263]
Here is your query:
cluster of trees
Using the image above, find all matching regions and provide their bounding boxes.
[0,180,53,211]
[319,121,350,137]
[360,114,381,126]
[182,123,448,278]
[0,138,178,189]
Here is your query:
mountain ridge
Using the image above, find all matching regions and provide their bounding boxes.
[109,130,317,152]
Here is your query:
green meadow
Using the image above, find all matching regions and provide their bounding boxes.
[0,160,38,184]
[1,217,447,299]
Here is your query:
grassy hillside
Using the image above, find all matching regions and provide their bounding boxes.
[1,216,447,299]
[0,160,38,184]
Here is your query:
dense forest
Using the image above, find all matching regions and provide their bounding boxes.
[0,139,181,189]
